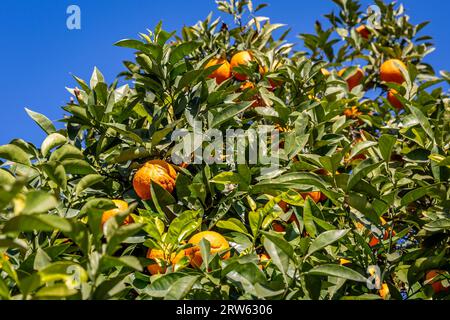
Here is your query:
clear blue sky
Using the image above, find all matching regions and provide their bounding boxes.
[0,0,449,145]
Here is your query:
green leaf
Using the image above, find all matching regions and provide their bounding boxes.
[34,247,52,271]
[199,238,211,269]
[262,231,295,284]
[165,210,201,244]
[90,67,105,88]
[424,219,450,232]
[41,161,67,190]
[100,255,143,272]
[347,193,379,223]
[0,168,15,185]
[144,273,186,297]
[348,141,377,160]
[41,133,67,157]
[308,264,366,283]
[169,41,201,64]
[62,159,96,175]
[25,108,56,135]
[34,284,77,299]
[378,135,396,162]
[105,223,143,255]
[0,144,31,165]
[177,69,205,90]
[49,144,83,162]
[248,210,262,237]
[224,262,268,298]
[0,277,10,300]
[211,172,246,185]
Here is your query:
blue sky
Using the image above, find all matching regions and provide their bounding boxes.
[0,0,449,145]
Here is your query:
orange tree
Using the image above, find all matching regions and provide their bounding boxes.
[0,0,449,300]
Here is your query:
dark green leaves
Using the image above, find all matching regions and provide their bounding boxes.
[306,229,350,258]
[308,264,367,283]
[0,144,31,165]
[378,134,396,162]
[25,108,56,135]
[3,215,72,233]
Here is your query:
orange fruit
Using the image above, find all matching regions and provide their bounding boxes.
[240,81,255,91]
[185,231,230,268]
[347,137,367,161]
[380,59,407,84]
[230,51,254,81]
[338,68,364,91]
[356,25,370,39]
[259,65,268,75]
[300,191,322,203]
[379,283,389,299]
[205,58,231,84]
[321,68,331,77]
[146,248,185,275]
[387,89,403,110]
[101,200,133,226]
[133,160,177,200]
[239,81,264,107]
[426,270,449,294]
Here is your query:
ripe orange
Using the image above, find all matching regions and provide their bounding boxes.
[369,217,396,247]
[0,253,9,268]
[146,248,185,275]
[356,25,370,39]
[338,68,364,91]
[205,58,231,84]
[230,50,254,81]
[300,191,322,203]
[239,81,264,107]
[380,59,407,84]
[272,221,285,232]
[101,199,133,226]
[133,160,177,200]
[387,89,403,110]
[185,231,230,268]
[343,106,362,119]
[379,283,389,299]
[426,270,449,294]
